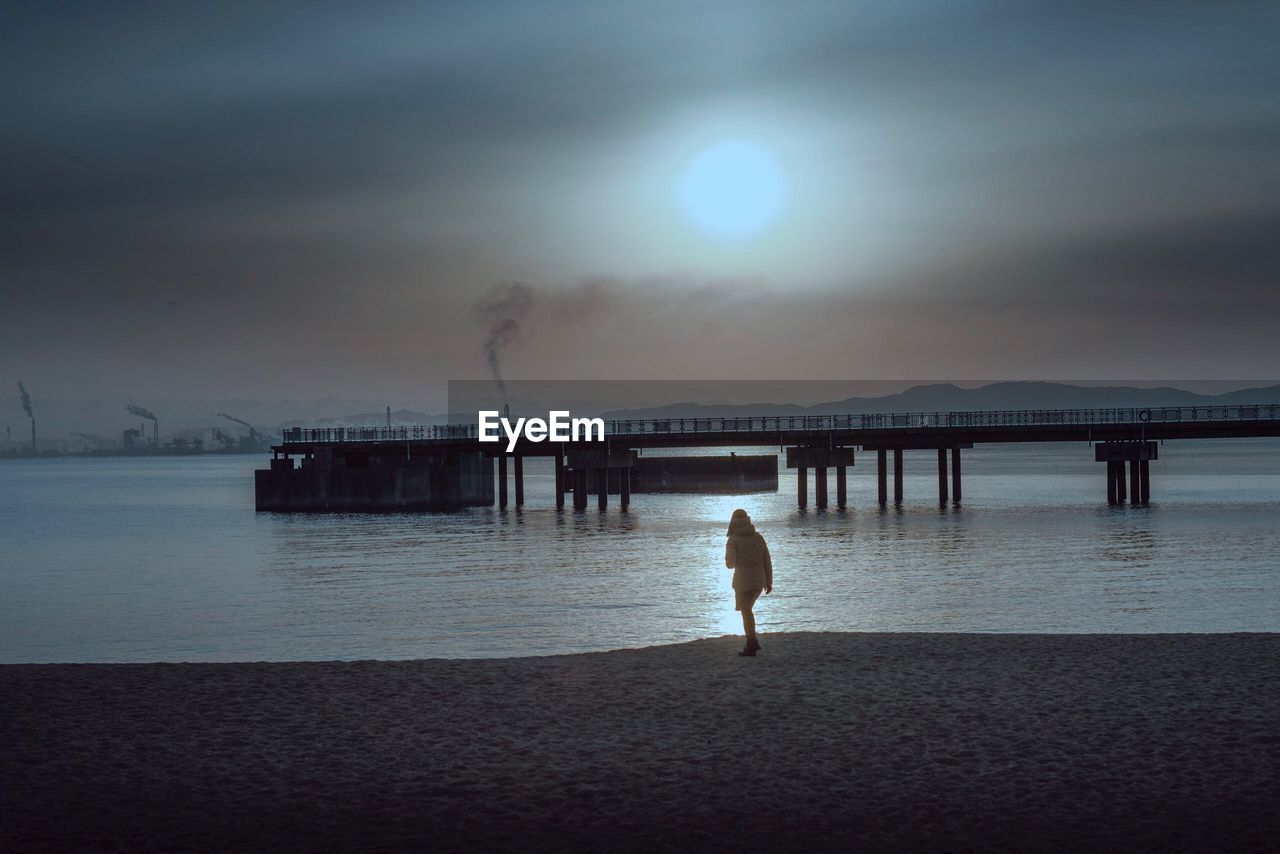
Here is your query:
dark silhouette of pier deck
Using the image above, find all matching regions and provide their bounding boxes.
[263,404,1280,511]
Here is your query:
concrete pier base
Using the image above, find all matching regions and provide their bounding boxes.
[514,456,524,507]
[836,466,847,509]
[787,447,852,510]
[1097,442,1157,506]
[561,449,639,511]
[254,449,493,511]
[620,467,630,509]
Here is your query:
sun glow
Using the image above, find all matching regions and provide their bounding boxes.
[677,141,786,241]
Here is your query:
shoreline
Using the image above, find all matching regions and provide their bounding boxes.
[4,632,1278,852]
[8,626,1278,667]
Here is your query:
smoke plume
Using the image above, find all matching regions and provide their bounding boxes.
[473,282,535,397]
[218,412,257,436]
[126,400,158,421]
[18,381,33,419]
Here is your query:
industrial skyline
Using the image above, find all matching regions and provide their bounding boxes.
[7,379,1280,452]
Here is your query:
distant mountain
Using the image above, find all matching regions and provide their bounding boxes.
[598,401,811,420]
[598,382,1280,420]
[810,382,1280,414]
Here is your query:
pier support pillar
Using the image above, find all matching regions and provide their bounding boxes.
[497,454,508,508]
[555,453,565,510]
[786,447,852,509]
[937,448,949,505]
[564,448,637,512]
[877,450,887,506]
[836,466,847,509]
[620,467,631,509]
[951,446,962,504]
[514,456,524,507]
[1097,442,1157,506]
[893,449,904,505]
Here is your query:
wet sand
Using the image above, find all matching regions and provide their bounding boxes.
[3,633,1278,853]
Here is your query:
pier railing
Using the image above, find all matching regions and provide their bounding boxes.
[280,403,1280,445]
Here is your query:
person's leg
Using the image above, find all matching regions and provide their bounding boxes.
[741,605,761,653]
[736,589,762,655]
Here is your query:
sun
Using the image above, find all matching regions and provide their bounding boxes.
[677,141,786,241]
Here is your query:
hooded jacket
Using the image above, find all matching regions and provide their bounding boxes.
[725,516,773,592]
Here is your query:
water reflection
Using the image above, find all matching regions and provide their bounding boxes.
[1098,520,1158,566]
[256,469,1280,656]
[4,448,1279,662]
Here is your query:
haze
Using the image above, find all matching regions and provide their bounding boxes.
[3,1,1278,406]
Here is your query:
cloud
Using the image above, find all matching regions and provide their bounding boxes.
[932,206,1280,310]
[2,1,1278,396]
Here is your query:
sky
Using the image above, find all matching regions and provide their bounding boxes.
[3,0,1279,411]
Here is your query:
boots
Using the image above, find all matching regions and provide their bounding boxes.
[738,636,761,657]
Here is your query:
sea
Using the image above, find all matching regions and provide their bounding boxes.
[2,439,1278,663]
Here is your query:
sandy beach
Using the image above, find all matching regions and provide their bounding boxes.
[3,633,1278,853]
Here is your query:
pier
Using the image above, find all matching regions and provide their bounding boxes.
[258,404,1280,511]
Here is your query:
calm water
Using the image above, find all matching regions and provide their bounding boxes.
[2,440,1279,663]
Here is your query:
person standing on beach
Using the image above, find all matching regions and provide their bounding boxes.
[725,508,772,657]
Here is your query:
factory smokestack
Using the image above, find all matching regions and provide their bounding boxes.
[126,400,157,422]
[386,405,391,429]
[126,400,159,446]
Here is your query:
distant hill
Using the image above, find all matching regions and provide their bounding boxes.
[599,382,1280,420]
[597,400,811,419]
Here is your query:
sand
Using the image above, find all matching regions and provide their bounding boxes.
[3,633,1278,853]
